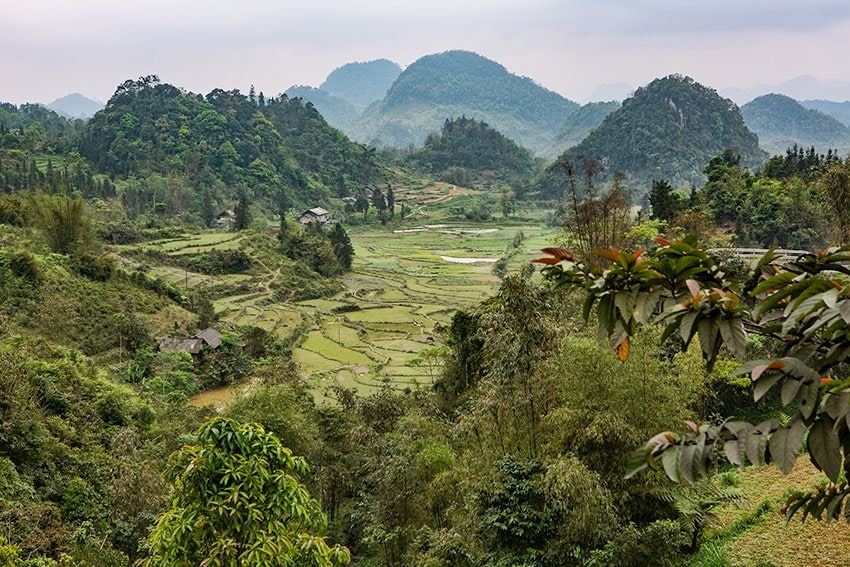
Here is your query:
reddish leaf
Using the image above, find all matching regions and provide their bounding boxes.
[531,257,562,265]
[539,247,577,262]
[685,279,701,299]
[654,237,671,246]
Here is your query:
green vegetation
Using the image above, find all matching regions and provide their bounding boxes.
[4,64,850,566]
[141,418,350,566]
[407,116,538,195]
[539,75,766,194]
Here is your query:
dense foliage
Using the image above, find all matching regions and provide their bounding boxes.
[535,232,850,524]
[407,116,537,192]
[547,101,621,158]
[77,76,382,220]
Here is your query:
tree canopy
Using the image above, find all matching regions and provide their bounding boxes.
[141,417,350,566]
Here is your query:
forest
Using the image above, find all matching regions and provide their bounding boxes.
[2,72,850,567]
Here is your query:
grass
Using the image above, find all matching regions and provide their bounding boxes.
[706,460,850,566]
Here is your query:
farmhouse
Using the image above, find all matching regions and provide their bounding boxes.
[216,209,236,229]
[158,328,223,362]
[297,207,330,226]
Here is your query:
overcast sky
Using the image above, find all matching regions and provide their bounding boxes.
[4,0,850,106]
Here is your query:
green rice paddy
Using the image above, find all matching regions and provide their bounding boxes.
[141,219,558,399]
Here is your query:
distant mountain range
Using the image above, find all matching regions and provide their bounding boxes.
[22,53,850,176]
[46,93,104,119]
[288,50,579,154]
[741,94,850,156]
[720,76,850,106]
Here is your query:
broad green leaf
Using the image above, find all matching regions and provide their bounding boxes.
[744,429,767,466]
[678,443,697,484]
[753,372,782,402]
[839,300,850,324]
[768,415,805,474]
[661,445,680,482]
[797,379,820,420]
[717,316,747,359]
[724,439,742,466]
[780,379,803,406]
[824,390,850,422]
[679,311,699,344]
[809,418,842,482]
[697,317,719,362]
[624,445,650,479]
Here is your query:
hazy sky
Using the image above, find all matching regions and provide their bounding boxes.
[4,0,850,105]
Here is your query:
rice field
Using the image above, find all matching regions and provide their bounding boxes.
[140,219,558,399]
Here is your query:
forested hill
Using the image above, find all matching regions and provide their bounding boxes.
[283,85,360,130]
[546,101,620,158]
[540,75,765,194]
[801,99,850,127]
[348,50,579,154]
[319,59,402,111]
[0,102,79,153]
[78,76,382,217]
[406,116,537,192]
[741,93,850,156]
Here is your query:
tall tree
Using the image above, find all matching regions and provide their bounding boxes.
[141,418,350,566]
[648,179,683,222]
[385,185,395,218]
[201,188,215,228]
[328,222,355,271]
[234,186,251,230]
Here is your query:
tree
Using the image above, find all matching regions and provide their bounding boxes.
[386,185,395,218]
[234,186,251,230]
[555,159,633,263]
[201,188,215,228]
[140,418,350,566]
[499,185,515,219]
[534,238,850,522]
[328,222,355,271]
[26,192,93,254]
[371,187,387,224]
[818,160,850,244]
[648,179,684,223]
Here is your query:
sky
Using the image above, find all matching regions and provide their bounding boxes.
[4,0,850,106]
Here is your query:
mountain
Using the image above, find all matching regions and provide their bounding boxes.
[319,59,402,112]
[406,116,537,193]
[283,85,360,130]
[546,101,620,158]
[347,50,579,154]
[77,76,382,217]
[741,94,850,156]
[47,93,104,119]
[721,76,850,105]
[800,100,850,127]
[539,75,766,196]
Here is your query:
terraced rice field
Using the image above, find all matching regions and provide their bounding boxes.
[140,221,558,399]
